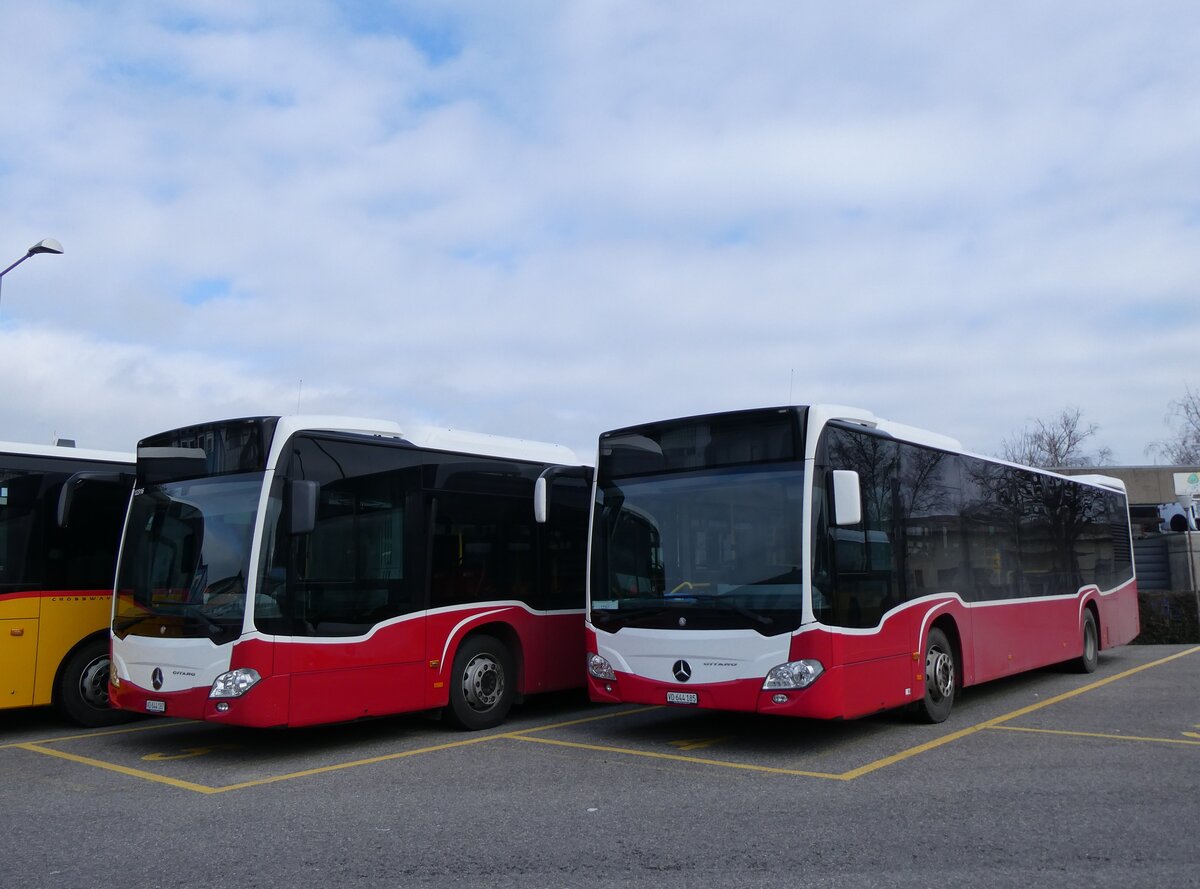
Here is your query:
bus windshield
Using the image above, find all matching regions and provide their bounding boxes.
[591,465,805,635]
[114,473,265,644]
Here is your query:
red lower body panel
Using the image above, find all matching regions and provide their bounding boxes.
[587,580,1140,721]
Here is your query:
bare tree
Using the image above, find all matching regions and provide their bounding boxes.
[1147,386,1200,465]
[999,407,1113,468]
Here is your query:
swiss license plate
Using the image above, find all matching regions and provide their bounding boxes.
[145,700,166,713]
[666,691,698,705]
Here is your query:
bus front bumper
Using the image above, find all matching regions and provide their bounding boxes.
[109,674,289,727]
[586,669,848,719]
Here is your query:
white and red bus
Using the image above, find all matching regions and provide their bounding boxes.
[1,440,134,725]
[110,416,590,729]
[581,405,1139,723]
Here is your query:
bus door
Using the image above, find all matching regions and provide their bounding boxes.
[0,474,44,706]
[0,611,39,705]
[274,447,427,726]
[535,477,589,691]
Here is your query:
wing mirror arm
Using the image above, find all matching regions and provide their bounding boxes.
[534,465,594,524]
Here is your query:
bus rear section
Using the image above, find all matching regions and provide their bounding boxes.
[584,405,1139,723]
[0,441,134,725]
[109,415,590,729]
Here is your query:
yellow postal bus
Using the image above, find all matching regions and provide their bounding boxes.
[0,440,133,725]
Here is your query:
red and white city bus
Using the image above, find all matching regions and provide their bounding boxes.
[581,405,1139,722]
[109,416,590,729]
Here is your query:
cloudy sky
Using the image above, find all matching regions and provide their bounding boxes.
[1,1,1197,465]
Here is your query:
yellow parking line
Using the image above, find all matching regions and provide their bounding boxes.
[990,725,1200,746]
[9,706,653,794]
[514,646,1200,781]
[838,645,1200,780]
[16,731,514,794]
[10,647,1197,790]
[16,743,219,793]
[506,705,656,736]
[209,734,506,793]
[976,645,1200,727]
[206,709,658,792]
[507,734,847,779]
[836,722,989,780]
[0,719,179,751]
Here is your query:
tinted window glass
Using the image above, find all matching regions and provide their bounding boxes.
[0,472,42,590]
[823,426,900,628]
[429,492,536,608]
[540,477,588,611]
[603,409,799,479]
[897,446,962,601]
[47,479,129,589]
[280,436,421,637]
[960,460,1027,601]
[139,418,276,483]
[817,422,1135,624]
[1,458,131,593]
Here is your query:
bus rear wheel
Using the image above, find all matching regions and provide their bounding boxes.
[914,627,956,724]
[445,634,515,731]
[1077,610,1099,674]
[55,637,133,727]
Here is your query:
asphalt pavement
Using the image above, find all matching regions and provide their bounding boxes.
[2,643,1197,889]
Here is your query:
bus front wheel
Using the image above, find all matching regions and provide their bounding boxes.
[445,634,515,731]
[915,628,956,724]
[1077,610,1099,674]
[55,637,133,727]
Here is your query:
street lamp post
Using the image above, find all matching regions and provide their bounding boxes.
[0,238,64,315]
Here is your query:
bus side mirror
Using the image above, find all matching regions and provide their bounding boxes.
[56,471,134,528]
[533,464,594,524]
[832,470,862,526]
[291,480,319,535]
[534,476,550,524]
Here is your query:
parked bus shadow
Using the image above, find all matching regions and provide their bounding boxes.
[101,688,597,767]
[0,705,76,739]
[554,659,1120,762]
[25,659,1117,771]
[0,705,148,742]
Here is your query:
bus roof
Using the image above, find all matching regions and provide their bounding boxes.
[1061,473,1127,493]
[403,425,583,466]
[270,416,584,468]
[0,440,134,465]
[807,406,1127,494]
[804,405,965,458]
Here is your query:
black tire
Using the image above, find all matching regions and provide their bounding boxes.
[444,634,515,731]
[914,627,956,724]
[55,637,133,727]
[1077,610,1099,674]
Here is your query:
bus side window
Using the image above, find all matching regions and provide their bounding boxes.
[809,468,832,621]
[896,444,960,602]
[539,479,588,611]
[429,493,536,609]
[823,426,899,629]
[277,437,419,637]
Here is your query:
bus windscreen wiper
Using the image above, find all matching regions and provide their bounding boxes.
[665,592,775,626]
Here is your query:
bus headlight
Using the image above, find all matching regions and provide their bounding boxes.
[763,659,824,690]
[587,653,615,681]
[210,668,262,699]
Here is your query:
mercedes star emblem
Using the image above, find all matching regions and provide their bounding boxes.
[672,660,692,682]
[151,668,164,691]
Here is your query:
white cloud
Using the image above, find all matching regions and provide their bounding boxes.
[0,1,1198,468]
